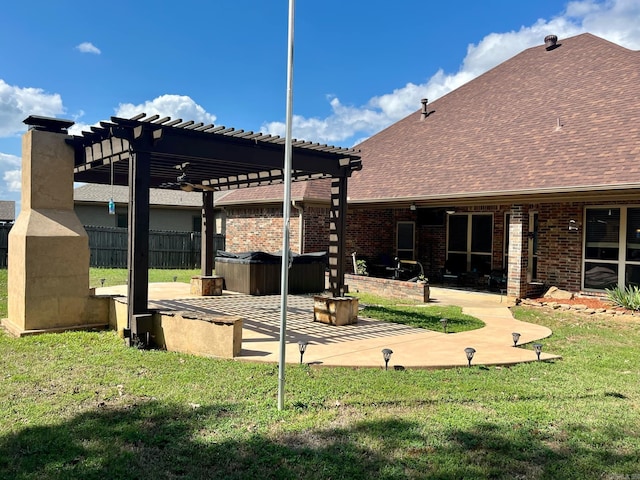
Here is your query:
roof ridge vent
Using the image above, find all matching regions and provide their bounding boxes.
[544,34,558,51]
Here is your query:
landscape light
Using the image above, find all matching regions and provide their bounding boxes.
[464,347,476,367]
[440,318,448,333]
[512,332,521,347]
[100,278,105,287]
[298,341,309,364]
[382,348,393,371]
[533,343,543,361]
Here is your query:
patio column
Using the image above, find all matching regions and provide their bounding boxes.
[507,205,529,298]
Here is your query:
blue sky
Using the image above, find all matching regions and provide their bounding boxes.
[1,0,639,209]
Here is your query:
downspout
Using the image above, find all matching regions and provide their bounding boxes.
[292,200,304,253]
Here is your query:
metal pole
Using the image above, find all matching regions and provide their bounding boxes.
[278,0,295,411]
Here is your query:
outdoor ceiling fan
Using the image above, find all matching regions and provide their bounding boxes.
[164,162,214,192]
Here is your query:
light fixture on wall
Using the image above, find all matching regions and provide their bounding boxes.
[445,209,456,215]
[410,203,417,211]
[569,219,579,231]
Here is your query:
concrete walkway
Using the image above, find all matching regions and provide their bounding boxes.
[98,283,560,369]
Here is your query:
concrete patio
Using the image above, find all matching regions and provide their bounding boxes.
[98,283,560,369]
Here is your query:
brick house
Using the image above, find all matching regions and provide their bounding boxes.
[217,33,640,299]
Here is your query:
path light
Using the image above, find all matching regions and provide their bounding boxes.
[173,276,178,282]
[440,318,448,333]
[533,343,543,361]
[298,341,309,364]
[100,278,105,287]
[382,348,393,371]
[512,332,521,347]
[464,347,476,367]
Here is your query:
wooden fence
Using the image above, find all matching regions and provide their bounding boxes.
[0,224,225,269]
[0,224,9,268]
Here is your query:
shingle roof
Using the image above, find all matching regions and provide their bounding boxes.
[74,184,230,207]
[0,201,15,221]
[346,33,640,204]
[215,178,332,206]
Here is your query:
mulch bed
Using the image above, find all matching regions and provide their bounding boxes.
[524,295,638,316]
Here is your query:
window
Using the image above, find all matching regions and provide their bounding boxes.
[447,213,493,274]
[583,207,640,290]
[397,221,415,260]
[503,213,510,269]
[528,212,539,281]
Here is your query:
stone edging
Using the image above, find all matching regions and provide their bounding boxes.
[518,298,640,317]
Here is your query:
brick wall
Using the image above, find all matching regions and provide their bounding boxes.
[225,207,299,253]
[344,273,429,303]
[223,200,631,295]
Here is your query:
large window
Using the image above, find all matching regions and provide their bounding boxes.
[447,213,493,274]
[584,207,640,290]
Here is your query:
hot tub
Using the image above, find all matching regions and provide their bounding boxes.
[214,251,327,295]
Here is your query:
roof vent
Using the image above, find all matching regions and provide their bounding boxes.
[420,98,429,119]
[544,34,558,51]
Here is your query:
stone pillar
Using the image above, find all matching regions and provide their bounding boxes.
[3,122,105,336]
[507,205,528,298]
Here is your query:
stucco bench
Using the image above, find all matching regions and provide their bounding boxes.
[155,310,243,358]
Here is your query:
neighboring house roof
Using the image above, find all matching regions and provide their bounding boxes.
[348,33,640,205]
[0,201,15,221]
[74,184,230,207]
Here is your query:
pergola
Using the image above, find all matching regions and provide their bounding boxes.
[66,113,361,333]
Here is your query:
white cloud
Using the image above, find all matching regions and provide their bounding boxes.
[3,169,21,192]
[0,79,64,137]
[0,153,22,193]
[261,0,640,146]
[76,42,101,54]
[115,95,217,125]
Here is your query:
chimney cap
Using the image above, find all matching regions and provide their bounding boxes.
[23,115,75,133]
[544,34,558,50]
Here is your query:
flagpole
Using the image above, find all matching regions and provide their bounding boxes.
[278,0,295,411]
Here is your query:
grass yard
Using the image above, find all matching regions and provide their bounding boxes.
[1,269,640,479]
[89,268,201,290]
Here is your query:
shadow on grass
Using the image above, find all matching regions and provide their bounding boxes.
[0,401,636,479]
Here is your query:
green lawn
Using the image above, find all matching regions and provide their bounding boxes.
[1,269,639,479]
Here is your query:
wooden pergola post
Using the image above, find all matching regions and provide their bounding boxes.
[329,175,348,297]
[201,190,215,276]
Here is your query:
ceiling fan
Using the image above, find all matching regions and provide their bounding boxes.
[162,162,213,192]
